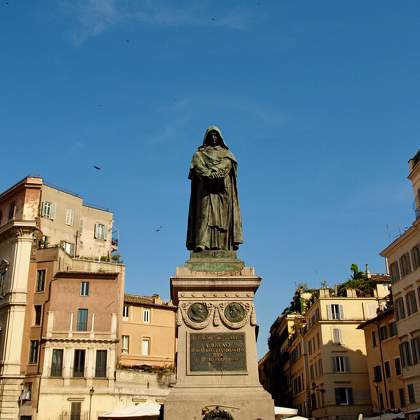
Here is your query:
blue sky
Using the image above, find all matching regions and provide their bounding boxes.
[1,0,418,355]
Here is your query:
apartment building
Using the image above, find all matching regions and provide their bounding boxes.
[120,294,176,369]
[358,307,405,414]
[0,177,42,419]
[19,247,125,420]
[380,149,420,414]
[38,183,117,260]
[259,313,303,408]
[262,274,391,420]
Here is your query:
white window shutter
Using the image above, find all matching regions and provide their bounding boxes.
[50,203,56,220]
[41,202,45,217]
[327,305,333,320]
[339,305,344,320]
[94,224,98,239]
[103,226,108,240]
[338,328,342,344]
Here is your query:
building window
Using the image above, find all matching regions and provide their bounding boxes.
[8,202,16,220]
[399,388,405,407]
[372,331,377,347]
[41,201,56,220]
[76,309,88,331]
[71,402,81,420]
[73,349,85,377]
[143,308,150,323]
[95,350,107,378]
[335,387,353,405]
[61,241,75,256]
[389,390,395,409]
[395,357,402,375]
[123,305,129,319]
[373,365,382,382]
[411,244,420,270]
[406,290,418,316]
[34,305,42,326]
[29,340,39,364]
[142,337,151,356]
[36,270,46,292]
[311,393,317,410]
[389,321,397,337]
[389,261,400,282]
[332,328,342,344]
[379,325,388,341]
[0,210,2,225]
[80,281,89,296]
[308,340,313,355]
[400,253,412,277]
[65,209,74,226]
[400,342,413,367]
[333,356,348,373]
[122,335,129,353]
[94,223,106,240]
[395,298,406,320]
[328,304,343,320]
[408,384,416,404]
[384,361,391,378]
[411,337,420,365]
[21,383,32,402]
[51,349,64,377]
[318,358,323,376]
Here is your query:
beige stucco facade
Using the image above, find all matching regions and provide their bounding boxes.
[359,308,405,414]
[380,151,420,412]
[262,278,391,420]
[39,184,117,260]
[119,294,176,368]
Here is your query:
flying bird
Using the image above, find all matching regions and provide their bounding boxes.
[93,165,101,170]
[155,225,163,232]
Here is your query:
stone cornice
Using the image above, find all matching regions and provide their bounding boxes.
[0,220,39,242]
[380,220,420,257]
[42,337,118,344]
[0,176,42,203]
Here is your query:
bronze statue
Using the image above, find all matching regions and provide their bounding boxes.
[186,126,243,252]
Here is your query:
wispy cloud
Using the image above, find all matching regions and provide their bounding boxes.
[63,0,249,46]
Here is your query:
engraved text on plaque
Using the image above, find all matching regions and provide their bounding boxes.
[190,332,246,372]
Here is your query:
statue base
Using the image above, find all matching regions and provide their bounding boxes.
[164,257,274,420]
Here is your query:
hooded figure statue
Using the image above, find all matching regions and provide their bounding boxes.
[186,126,243,251]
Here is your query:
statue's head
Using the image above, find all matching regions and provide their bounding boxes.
[202,125,228,149]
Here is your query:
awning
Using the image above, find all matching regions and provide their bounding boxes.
[99,402,161,418]
[284,416,308,420]
[274,406,299,416]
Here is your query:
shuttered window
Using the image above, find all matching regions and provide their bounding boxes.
[327,304,344,320]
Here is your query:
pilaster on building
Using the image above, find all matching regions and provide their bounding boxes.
[260,274,391,420]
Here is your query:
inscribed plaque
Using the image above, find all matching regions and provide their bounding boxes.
[190,332,246,372]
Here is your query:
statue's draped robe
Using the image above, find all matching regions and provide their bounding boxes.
[187,142,243,251]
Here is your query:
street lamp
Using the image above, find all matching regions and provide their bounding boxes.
[89,387,95,420]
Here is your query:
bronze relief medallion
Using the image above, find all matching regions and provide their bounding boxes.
[187,302,209,323]
[224,302,246,323]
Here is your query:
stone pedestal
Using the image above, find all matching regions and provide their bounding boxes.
[164,252,274,420]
